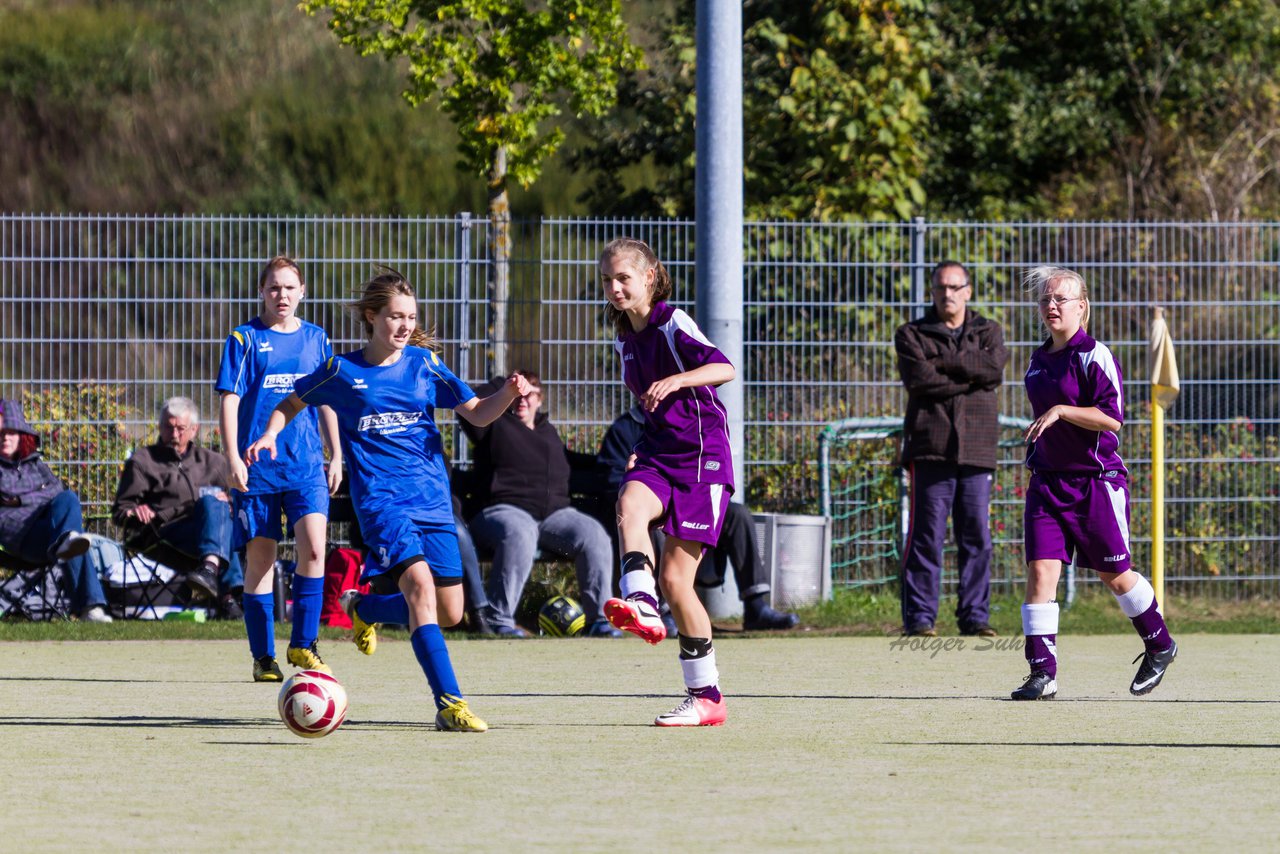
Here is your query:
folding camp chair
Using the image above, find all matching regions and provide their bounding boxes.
[0,546,69,620]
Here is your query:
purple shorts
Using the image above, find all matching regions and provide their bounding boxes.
[622,462,733,547]
[1024,471,1131,573]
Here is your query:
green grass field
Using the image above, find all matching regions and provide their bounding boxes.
[3,633,1278,851]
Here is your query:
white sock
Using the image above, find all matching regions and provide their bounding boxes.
[680,650,719,690]
[620,569,657,601]
[1022,602,1059,636]
[1113,573,1157,618]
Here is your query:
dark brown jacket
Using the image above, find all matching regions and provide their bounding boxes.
[111,441,230,545]
[894,308,1009,470]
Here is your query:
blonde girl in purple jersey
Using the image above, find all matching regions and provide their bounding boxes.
[599,237,734,727]
[1013,266,1177,701]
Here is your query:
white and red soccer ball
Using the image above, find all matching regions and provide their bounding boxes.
[277,670,348,738]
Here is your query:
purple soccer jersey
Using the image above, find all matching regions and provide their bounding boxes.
[1023,328,1132,571]
[1024,328,1127,476]
[614,301,735,488]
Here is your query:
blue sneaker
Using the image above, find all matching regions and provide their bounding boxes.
[586,619,623,638]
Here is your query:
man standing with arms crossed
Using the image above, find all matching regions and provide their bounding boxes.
[894,261,1009,637]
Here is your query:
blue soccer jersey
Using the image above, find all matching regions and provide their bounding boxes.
[292,346,474,531]
[216,318,332,494]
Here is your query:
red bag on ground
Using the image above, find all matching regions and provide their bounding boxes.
[320,547,369,628]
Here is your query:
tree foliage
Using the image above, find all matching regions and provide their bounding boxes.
[580,0,1280,223]
[300,0,643,192]
[577,0,936,221]
[927,0,1280,220]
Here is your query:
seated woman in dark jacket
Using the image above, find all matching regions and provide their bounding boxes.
[0,398,110,622]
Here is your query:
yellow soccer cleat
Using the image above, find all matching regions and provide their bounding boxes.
[339,589,378,656]
[286,642,332,674]
[253,655,284,683]
[434,696,488,733]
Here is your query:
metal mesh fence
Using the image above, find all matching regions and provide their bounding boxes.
[2,214,1277,594]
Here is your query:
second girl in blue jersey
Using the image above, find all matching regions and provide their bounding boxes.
[246,268,530,732]
[217,256,342,683]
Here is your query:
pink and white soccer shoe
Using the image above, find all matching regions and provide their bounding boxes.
[654,692,727,727]
[604,597,668,645]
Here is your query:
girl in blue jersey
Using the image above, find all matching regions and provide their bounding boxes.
[218,256,343,683]
[246,268,530,732]
[1014,266,1176,701]
[599,237,736,727]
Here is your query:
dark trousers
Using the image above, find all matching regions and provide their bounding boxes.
[900,461,993,631]
[149,495,243,592]
[16,490,105,613]
[699,501,769,599]
[652,501,769,600]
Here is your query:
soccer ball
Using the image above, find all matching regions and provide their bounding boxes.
[278,670,348,738]
[538,594,585,637]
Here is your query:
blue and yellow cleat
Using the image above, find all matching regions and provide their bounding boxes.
[339,589,378,656]
[286,642,332,674]
[434,696,488,733]
[253,655,283,683]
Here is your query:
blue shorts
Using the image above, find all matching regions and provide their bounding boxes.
[622,462,733,547]
[232,485,330,549]
[361,516,463,593]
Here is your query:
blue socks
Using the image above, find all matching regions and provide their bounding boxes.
[410,624,462,710]
[356,592,411,626]
[289,574,324,649]
[242,592,274,660]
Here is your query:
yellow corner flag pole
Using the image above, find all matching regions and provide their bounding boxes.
[1150,307,1180,607]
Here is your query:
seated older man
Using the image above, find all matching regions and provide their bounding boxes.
[112,397,243,616]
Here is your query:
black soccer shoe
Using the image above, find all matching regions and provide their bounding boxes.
[1129,639,1178,696]
[743,605,800,631]
[185,566,219,603]
[1011,671,1058,701]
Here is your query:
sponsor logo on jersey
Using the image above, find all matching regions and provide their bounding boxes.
[623,353,636,361]
[262,373,306,391]
[352,377,368,390]
[358,411,420,435]
[257,340,273,352]
[1025,368,1044,378]
[681,521,710,530]
[703,461,720,472]
[1102,553,1128,563]
[1103,470,1120,478]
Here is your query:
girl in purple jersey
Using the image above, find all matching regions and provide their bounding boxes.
[599,237,735,727]
[1014,266,1177,701]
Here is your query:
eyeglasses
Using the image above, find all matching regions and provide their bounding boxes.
[1037,296,1082,308]
[932,284,969,294]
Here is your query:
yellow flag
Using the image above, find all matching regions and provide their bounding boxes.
[1150,308,1180,409]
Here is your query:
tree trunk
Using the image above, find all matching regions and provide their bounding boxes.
[487,145,510,378]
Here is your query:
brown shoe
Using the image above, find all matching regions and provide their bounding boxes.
[962,624,998,638]
[903,624,938,638]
